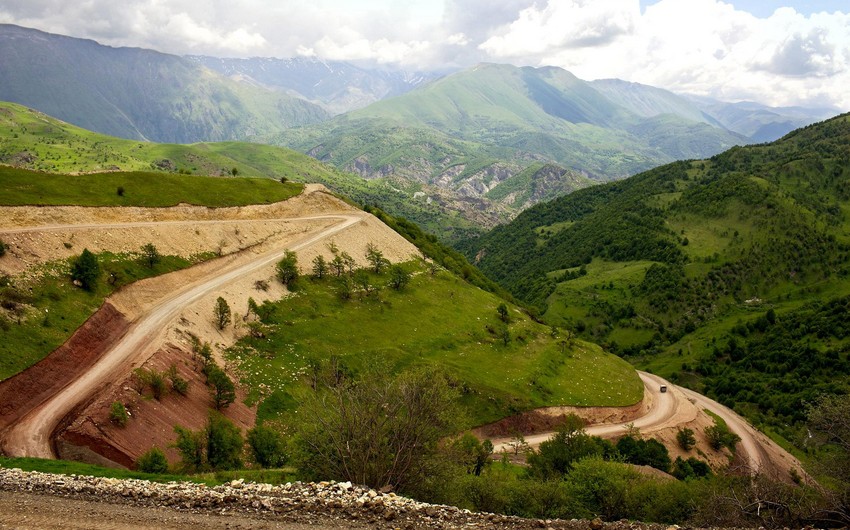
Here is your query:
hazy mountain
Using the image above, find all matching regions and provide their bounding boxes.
[0,24,330,143]
[273,64,748,207]
[683,94,838,142]
[188,55,437,115]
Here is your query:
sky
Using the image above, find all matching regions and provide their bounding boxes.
[1,0,848,109]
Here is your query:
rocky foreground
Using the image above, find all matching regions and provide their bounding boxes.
[0,467,674,530]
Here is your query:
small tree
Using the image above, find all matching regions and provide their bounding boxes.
[0,239,7,257]
[247,424,287,468]
[388,264,411,290]
[116,186,125,197]
[207,364,236,410]
[506,431,531,456]
[497,303,510,323]
[109,401,129,427]
[340,251,356,274]
[312,255,328,279]
[337,274,354,301]
[173,425,206,472]
[677,427,696,451]
[137,447,169,474]
[71,248,100,291]
[365,243,388,274]
[167,364,189,396]
[214,296,232,330]
[231,167,239,176]
[276,250,299,287]
[330,255,346,277]
[206,411,243,471]
[140,243,161,269]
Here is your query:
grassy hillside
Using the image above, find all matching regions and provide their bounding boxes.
[227,260,642,427]
[464,114,850,439]
[0,24,329,143]
[0,101,482,241]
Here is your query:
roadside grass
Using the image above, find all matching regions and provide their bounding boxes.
[0,166,302,207]
[0,251,215,380]
[227,261,643,427]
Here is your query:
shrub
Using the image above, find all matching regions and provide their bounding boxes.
[276,250,299,287]
[214,296,232,330]
[0,239,6,257]
[247,424,287,468]
[140,243,160,268]
[207,363,236,410]
[705,423,741,452]
[676,428,696,451]
[109,401,129,427]
[388,264,412,290]
[137,447,169,474]
[71,249,100,291]
[206,411,244,471]
[167,364,189,396]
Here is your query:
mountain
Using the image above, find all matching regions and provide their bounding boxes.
[271,64,752,228]
[0,24,330,143]
[462,114,850,437]
[684,95,838,142]
[188,55,437,115]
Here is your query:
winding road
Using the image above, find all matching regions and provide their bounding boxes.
[1,212,365,458]
[493,371,796,476]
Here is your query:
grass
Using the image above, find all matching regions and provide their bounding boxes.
[0,251,215,380]
[0,166,302,207]
[227,261,643,427]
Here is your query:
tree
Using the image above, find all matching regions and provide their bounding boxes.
[807,394,850,525]
[214,296,232,330]
[676,428,696,451]
[0,239,6,257]
[206,411,243,470]
[296,366,460,492]
[140,243,161,268]
[173,425,206,472]
[388,264,411,290]
[167,364,189,396]
[330,255,346,277]
[705,423,741,451]
[497,303,510,323]
[71,248,100,291]
[276,250,299,287]
[365,243,388,274]
[207,363,236,410]
[312,255,328,279]
[453,434,493,476]
[231,167,239,176]
[340,251,356,274]
[137,447,169,474]
[527,415,615,478]
[247,424,287,468]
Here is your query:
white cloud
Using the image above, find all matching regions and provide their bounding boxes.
[478,0,850,108]
[0,0,847,108]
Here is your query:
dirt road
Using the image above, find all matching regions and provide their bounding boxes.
[2,213,363,458]
[492,371,802,477]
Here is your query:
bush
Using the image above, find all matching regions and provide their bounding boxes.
[705,423,741,452]
[276,250,299,287]
[167,364,189,396]
[527,415,615,478]
[296,366,460,492]
[140,243,160,268]
[109,401,129,427]
[676,427,696,451]
[247,424,287,468]
[207,363,236,410]
[136,447,169,474]
[616,435,671,472]
[388,264,412,290]
[206,411,244,471]
[71,249,100,291]
[0,239,6,257]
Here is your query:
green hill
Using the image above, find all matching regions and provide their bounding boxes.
[0,101,485,241]
[0,24,329,143]
[464,114,850,438]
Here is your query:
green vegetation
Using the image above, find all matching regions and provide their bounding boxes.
[228,259,642,427]
[0,166,302,207]
[465,114,850,442]
[0,250,214,381]
[136,447,169,474]
[109,401,129,427]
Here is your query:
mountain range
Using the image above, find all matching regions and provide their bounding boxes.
[0,23,840,236]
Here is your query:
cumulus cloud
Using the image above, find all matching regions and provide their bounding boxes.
[0,0,847,108]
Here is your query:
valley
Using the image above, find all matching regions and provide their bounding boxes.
[0,17,847,527]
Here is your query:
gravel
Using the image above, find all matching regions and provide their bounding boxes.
[0,467,674,530]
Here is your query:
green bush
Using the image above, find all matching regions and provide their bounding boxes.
[206,411,244,471]
[109,401,129,427]
[136,447,169,474]
[70,249,100,291]
[247,425,287,468]
[0,239,6,257]
[676,428,696,451]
